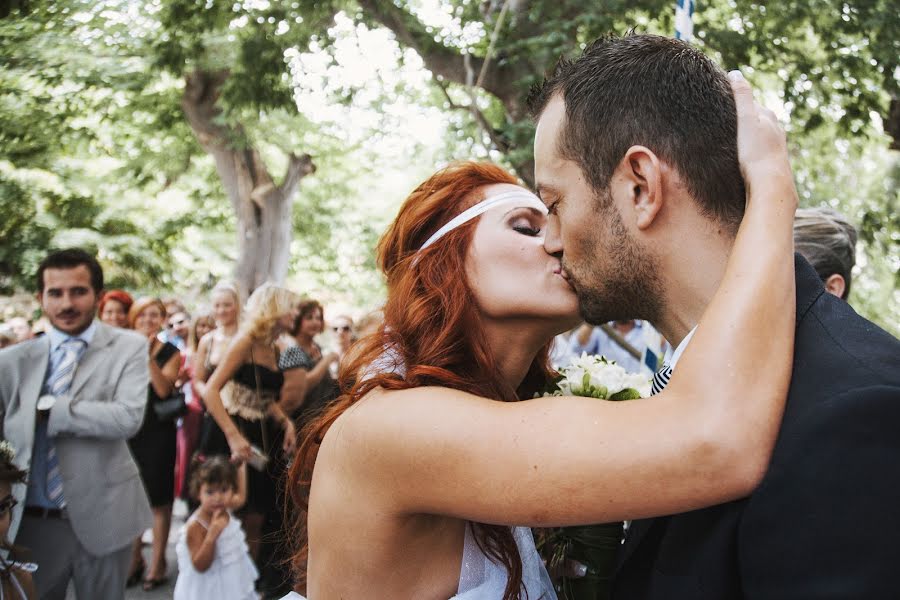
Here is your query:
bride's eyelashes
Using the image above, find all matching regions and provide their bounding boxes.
[513,225,542,236]
[509,213,543,237]
[506,206,546,236]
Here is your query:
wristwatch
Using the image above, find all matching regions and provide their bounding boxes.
[36,394,56,412]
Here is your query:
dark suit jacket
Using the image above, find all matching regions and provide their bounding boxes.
[613,254,900,599]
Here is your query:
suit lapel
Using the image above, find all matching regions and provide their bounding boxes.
[69,322,113,397]
[19,337,50,411]
[613,257,820,580]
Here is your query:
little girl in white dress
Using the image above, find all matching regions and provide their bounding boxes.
[174,457,257,600]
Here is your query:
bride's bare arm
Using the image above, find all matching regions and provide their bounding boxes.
[322,74,797,527]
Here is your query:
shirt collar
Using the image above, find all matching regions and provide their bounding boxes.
[668,326,697,370]
[48,320,97,352]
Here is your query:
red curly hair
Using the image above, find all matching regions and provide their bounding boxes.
[285,162,555,599]
[97,289,134,322]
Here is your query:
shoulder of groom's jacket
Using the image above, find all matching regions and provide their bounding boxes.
[801,291,900,388]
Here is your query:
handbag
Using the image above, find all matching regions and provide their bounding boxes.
[153,390,188,422]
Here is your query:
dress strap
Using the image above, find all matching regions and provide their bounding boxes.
[190,513,210,530]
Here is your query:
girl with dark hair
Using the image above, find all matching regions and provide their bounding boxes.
[0,442,36,600]
[174,456,256,600]
[282,80,799,600]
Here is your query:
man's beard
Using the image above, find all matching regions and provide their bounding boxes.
[568,199,663,325]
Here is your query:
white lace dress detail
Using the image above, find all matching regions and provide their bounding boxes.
[174,513,259,600]
[280,523,557,600]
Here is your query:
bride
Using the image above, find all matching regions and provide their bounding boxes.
[280,77,797,599]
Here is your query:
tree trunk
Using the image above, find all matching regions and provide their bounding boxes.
[181,70,315,293]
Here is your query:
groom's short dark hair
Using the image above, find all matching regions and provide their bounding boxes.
[528,33,746,234]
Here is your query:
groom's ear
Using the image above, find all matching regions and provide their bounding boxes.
[618,145,664,231]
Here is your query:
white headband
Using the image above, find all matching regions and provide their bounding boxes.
[418,190,547,252]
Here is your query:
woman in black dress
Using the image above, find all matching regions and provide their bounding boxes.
[201,283,299,593]
[127,297,181,590]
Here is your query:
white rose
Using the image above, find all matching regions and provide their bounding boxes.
[564,367,587,394]
[590,362,625,395]
[624,373,653,398]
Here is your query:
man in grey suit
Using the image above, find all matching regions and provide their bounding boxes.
[0,248,153,599]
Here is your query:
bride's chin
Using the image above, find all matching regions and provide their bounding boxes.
[545,309,581,336]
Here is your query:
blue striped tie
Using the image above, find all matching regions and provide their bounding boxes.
[650,364,672,396]
[45,338,86,507]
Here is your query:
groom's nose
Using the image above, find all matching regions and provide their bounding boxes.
[543,215,563,256]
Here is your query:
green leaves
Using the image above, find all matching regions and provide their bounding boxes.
[0,172,53,293]
[0,0,895,327]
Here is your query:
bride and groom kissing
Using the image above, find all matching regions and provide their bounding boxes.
[278,34,900,599]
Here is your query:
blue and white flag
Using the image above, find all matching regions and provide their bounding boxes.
[640,324,664,375]
[675,0,695,42]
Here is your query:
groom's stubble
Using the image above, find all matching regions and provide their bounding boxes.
[569,188,664,326]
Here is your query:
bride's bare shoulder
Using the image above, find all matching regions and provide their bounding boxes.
[336,386,494,432]
[324,387,432,443]
[319,385,497,467]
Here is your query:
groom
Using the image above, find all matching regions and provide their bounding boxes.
[530,34,900,597]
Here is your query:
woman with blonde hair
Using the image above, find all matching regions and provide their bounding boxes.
[126,297,182,590]
[190,282,242,507]
[193,282,243,398]
[200,283,299,572]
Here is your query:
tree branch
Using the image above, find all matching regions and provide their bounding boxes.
[278,153,317,198]
[435,78,510,153]
[888,95,899,151]
[181,69,232,148]
[358,0,520,100]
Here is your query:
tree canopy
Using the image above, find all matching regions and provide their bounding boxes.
[1,0,896,333]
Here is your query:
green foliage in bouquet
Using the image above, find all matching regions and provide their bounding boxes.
[536,354,650,600]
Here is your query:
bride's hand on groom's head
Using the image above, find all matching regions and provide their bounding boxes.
[729,70,797,209]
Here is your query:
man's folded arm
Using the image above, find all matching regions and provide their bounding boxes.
[47,338,149,440]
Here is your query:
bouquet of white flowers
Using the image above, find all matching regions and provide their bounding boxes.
[542,353,652,401]
[536,354,651,600]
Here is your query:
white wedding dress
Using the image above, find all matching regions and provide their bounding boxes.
[281,522,557,599]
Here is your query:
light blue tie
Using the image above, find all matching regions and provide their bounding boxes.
[45,338,86,507]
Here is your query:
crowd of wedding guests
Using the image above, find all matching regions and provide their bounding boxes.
[0,203,865,599]
[0,259,381,599]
